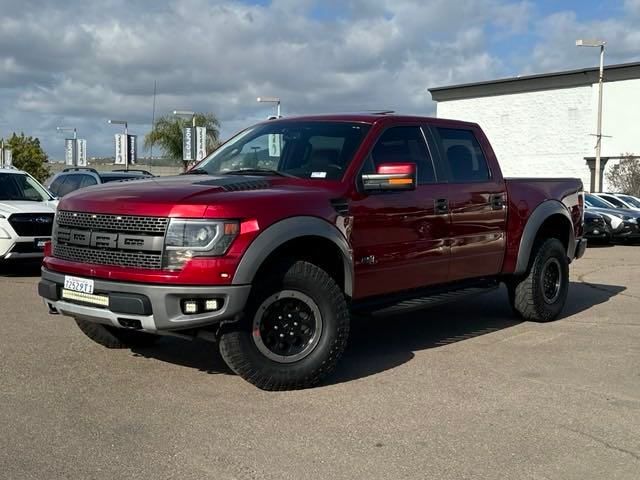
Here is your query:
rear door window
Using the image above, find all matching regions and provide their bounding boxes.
[433,127,490,183]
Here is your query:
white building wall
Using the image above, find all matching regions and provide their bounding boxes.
[436,79,640,192]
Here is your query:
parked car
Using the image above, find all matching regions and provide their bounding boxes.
[608,193,640,209]
[585,193,640,241]
[39,114,586,390]
[583,211,611,242]
[594,192,640,211]
[0,167,57,261]
[46,168,153,198]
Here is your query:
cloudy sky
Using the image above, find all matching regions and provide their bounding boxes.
[1,0,639,160]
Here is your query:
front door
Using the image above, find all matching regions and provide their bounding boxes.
[428,126,507,282]
[350,126,450,299]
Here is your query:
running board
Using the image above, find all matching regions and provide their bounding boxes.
[353,280,500,317]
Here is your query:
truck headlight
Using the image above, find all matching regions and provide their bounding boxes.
[163,219,239,270]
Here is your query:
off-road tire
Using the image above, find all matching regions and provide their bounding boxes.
[74,319,160,348]
[508,238,569,322]
[219,260,350,391]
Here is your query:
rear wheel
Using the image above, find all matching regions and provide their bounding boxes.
[508,238,569,322]
[219,260,350,391]
[74,319,160,349]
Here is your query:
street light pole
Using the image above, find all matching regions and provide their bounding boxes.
[108,120,129,171]
[576,39,606,193]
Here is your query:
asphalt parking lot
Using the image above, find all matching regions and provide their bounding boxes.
[1,245,639,480]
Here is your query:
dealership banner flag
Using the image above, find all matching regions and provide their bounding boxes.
[76,139,87,167]
[127,135,137,165]
[195,127,207,161]
[182,127,194,161]
[114,134,127,165]
[64,139,77,166]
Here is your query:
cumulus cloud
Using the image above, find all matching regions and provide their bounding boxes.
[0,0,637,158]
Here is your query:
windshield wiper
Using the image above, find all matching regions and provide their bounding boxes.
[222,168,297,178]
[183,167,210,175]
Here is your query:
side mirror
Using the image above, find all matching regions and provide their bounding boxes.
[362,163,417,192]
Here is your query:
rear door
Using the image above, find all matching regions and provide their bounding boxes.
[428,125,507,282]
[350,125,450,298]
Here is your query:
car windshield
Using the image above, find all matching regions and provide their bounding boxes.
[585,194,615,209]
[194,121,370,180]
[618,195,640,208]
[0,172,52,201]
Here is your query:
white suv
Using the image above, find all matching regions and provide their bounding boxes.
[0,167,58,261]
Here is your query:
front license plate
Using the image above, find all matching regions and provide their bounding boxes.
[63,275,94,294]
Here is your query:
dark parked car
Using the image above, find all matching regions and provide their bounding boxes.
[583,211,611,242]
[46,168,153,198]
[585,193,640,241]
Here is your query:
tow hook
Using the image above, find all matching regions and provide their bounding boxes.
[47,303,59,315]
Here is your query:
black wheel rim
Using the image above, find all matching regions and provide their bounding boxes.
[252,290,323,363]
[541,257,562,304]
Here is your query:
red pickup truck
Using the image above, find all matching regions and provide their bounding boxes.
[39,114,586,390]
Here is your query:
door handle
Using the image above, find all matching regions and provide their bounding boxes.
[435,198,448,215]
[490,194,505,210]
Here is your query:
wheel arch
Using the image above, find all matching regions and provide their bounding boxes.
[232,216,354,297]
[514,200,575,275]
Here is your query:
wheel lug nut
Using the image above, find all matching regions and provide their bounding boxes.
[274,325,278,330]
[287,314,292,318]
[293,322,298,326]
[279,333,284,338]
[290,332,294,336]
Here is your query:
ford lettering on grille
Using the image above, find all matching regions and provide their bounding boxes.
[53,211,167,270]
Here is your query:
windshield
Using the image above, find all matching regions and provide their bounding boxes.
[599,194,628,208]
[619,195,640,208]
[194,121,370,180]
[585,193,615,209]
[0,172,52,202]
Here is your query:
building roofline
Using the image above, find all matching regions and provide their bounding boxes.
[429,61,640,102]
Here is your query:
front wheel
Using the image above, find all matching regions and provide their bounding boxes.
[508,238,569,322]
[219,260,350,391]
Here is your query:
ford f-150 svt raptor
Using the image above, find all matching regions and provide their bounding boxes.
[39,114,586,390]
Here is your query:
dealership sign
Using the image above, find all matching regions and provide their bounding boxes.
[183,127,207,161]
[114,134,126,165]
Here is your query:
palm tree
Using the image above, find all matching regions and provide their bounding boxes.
[144,113,221,170]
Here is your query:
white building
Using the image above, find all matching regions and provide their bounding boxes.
[429,62,640,192]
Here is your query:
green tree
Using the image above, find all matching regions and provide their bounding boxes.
[144,113,221,170]
[2,133,50,182]
[606,153,640,196]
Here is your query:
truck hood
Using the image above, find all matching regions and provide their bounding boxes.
[0,200,58,217]
[58,175,340,218]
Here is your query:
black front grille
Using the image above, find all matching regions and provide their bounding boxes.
[8,213,55,237]
[56,211,168,234]
[53,211,167,270]
[10,242,44,254]
[53,244,163,270]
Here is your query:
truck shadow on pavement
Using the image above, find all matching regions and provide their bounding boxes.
[131,281,625,384]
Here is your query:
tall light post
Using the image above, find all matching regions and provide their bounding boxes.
[108,119,128,170]
[576,39,606,192]
[257,96,281,118]
[57,126,77,166]
[173,110,196,127]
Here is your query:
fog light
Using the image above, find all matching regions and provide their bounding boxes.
[182,300,199,315]
[204,299,220,311]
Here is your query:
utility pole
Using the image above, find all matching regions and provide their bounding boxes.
[576,39,606,192]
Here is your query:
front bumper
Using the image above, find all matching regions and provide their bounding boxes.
[39,268,251,333]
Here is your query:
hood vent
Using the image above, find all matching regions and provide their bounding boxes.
[195,177,271,192]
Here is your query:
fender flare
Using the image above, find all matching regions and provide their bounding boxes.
[514,200,576,275]
[232,216,354,297]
